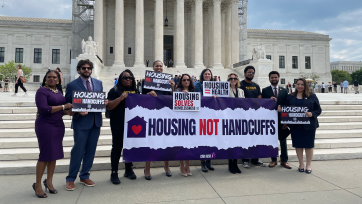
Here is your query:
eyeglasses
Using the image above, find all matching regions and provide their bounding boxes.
[182,79,190,82]
[228,78,238,81]
[81,66,92,71]
[247,72,255,75]
[122,76,134,80]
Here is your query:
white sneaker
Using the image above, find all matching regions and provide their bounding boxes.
[243,162,250,168]
[23,93,28,97]
[11,94,17,97]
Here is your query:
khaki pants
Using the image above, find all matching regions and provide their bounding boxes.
[355,87,359,92]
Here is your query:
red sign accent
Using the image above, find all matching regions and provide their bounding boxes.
[205,89,211,94]
[132,125,142,135]
[281,113,288,117]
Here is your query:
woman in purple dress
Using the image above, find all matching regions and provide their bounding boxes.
[33,70,73,198]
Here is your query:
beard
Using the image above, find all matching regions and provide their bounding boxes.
[271,80,279,86]
[80,71,92,79]
[246,76,253,81]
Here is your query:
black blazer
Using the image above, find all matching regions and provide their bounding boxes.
[262,86,288,106]
[285,93,322,131]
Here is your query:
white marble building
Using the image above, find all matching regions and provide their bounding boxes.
[247,29,332,85]
[0,16,72,84]
[330,61,362,74]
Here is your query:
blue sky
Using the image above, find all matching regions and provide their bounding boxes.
[0,0,361,62]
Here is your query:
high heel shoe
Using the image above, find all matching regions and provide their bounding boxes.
[180,166,188,177]
[144,169,152,180]
[32,183,47,198]
[43,179,58,194]
[185,167,192,176]
[164,167,172,177]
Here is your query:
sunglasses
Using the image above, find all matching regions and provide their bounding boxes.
[229,78,238,81]
[122,76,134,80]
[247,72,255,75]
[81,67,92,71]
[182,79,190,82]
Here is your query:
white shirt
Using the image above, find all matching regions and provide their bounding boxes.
[270,85,279,97]
[322,84,325,88]
[315,84,319,89]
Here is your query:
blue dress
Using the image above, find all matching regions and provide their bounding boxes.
[290,98,316,148]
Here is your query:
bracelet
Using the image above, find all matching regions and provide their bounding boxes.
[62,105,65,110]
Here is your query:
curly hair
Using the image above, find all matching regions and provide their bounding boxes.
[76,59,94,71]
[177,74,195,92]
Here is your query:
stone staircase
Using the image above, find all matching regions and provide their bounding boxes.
[1,103,362,175]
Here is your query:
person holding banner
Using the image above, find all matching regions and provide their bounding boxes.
[65,59,109,190]
[33,70,73,198]
[176,73,195,176]
[195,68,216,172]
[107,69,139,184]
[227,73,244,174]
[262,71,292,169]
[142,60,175,180]
[281,78,322,174]
[239,66,266,168]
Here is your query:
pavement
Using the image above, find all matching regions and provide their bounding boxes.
[0,160,362,204]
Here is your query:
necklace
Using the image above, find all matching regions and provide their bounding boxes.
[44,85,58,94]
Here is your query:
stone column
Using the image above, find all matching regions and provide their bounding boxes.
[94,0,104,61]
[208,2,213,68]
[194,0,205,69]
[154,0,164,62]
[203,5,209,68]
[224,3,231,68]
[113,0,125,67]
[173,0,178,65]
[190,1,195,67]
[230,0,239,67]
[212,0,223,69]
[174,0,187,68]
[7,34,13,62]
[134,0,145,67]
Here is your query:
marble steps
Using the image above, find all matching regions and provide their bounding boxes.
[0,119,110,129]
[2,147,362,175]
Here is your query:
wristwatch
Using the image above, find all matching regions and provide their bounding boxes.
[62,105,65,110]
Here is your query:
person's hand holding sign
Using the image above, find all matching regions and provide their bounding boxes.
[278,105,281,112]
[305,112,313,117]
[105,99,109,107]
[147,91,157,97]
[271,96,277,102]
[120,93,128,100]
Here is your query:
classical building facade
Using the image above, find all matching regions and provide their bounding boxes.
[0,16,72,84]
[330,61,362,74]
[93,0,240,69]
[247,29,332,85]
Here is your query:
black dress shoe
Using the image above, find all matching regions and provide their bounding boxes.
[144,170,152,180]
[201,161,208,172]
[124,168,137,180]
[233,159,241,174]
[306,169,312,174]
[164,167,172,177]
[205,160,214,171]
[110,173,121,185]
[228,160,236,174]
[298,168,305,173]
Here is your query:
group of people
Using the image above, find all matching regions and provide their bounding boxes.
[33,59,322,198]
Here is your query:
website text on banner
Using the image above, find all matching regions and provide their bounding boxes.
[123,94,279,162]
[143,70,173,92]
[203,81,230,97]
[72,91,106,112]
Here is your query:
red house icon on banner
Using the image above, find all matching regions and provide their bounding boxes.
[127,116,147,138]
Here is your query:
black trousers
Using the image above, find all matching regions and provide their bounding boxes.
[321,88,325,93]
[110,124,133,172]
[271,138,288,162]
[15,78,27,93]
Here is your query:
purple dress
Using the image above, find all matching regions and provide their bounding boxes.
[35,87,66,161]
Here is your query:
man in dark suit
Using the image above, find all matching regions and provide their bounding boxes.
[65,59,109,190]
[262,71,292,169]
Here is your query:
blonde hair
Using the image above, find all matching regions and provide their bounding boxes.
[227,73,241,88]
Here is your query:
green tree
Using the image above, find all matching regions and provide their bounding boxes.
[0,61,32,82]
[301,73,320,82]
[351,68,362,85]
[331,70,352,84]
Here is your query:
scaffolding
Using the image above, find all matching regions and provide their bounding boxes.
[238,0,248,61]
[71,0,95,59]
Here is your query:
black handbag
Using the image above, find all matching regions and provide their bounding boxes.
[278,126,291,142]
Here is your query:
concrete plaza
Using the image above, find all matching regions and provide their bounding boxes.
[0,160,362,204]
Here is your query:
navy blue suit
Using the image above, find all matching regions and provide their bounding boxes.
[65,77,103,182]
